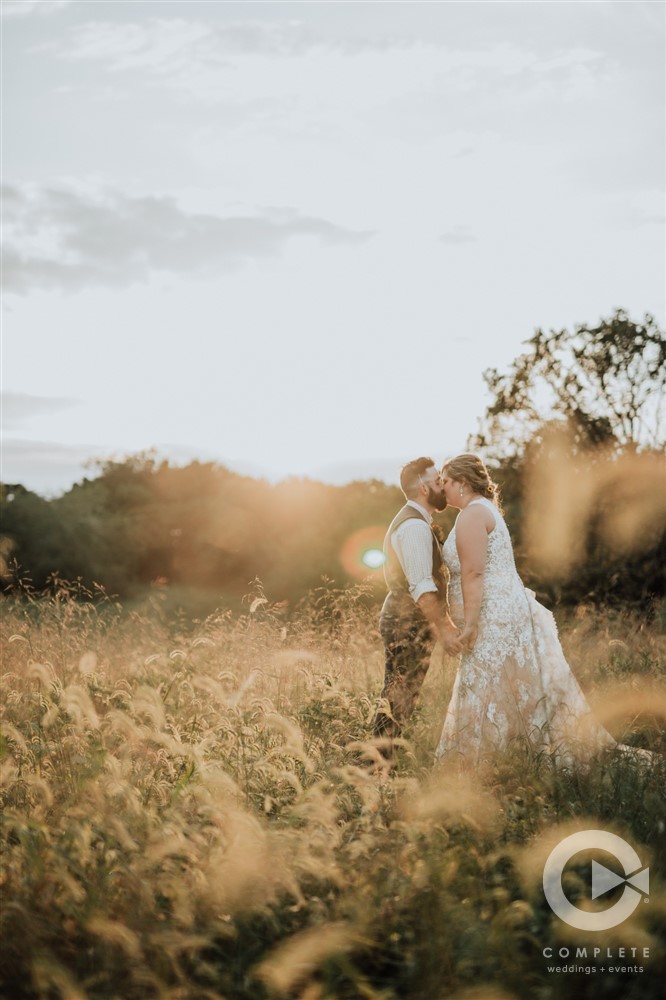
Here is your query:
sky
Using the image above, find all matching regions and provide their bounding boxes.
[2,0,664,495]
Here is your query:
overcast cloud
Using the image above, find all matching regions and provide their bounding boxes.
[3,184,372,294]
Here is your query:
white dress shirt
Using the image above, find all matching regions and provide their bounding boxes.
[390,499,440,604]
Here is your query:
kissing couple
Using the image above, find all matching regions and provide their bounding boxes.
[374,454,652,768]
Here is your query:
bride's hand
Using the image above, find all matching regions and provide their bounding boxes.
[459,623,478,651]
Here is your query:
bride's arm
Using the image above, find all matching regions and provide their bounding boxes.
[455,506,492,650]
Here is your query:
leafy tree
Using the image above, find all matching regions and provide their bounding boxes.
[469,310,666,607]
[1,484,62,585]
[473,310,665,456]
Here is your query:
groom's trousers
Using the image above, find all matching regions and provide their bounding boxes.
[374,601,434,739]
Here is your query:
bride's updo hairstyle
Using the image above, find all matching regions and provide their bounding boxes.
[442,453,503,512]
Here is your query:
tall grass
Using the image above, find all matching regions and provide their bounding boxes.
[1,583,664,999]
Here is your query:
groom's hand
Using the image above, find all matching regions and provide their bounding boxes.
[440,623,463,656]
[417,595,462,654]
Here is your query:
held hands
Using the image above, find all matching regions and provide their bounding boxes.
[440,623,463,656]
[458,623,478,652]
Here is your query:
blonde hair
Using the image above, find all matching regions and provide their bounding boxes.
[442,453,503,512]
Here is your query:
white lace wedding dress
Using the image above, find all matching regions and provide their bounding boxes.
[435,498,645,767]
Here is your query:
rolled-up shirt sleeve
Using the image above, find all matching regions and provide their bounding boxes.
[391,519,439,604]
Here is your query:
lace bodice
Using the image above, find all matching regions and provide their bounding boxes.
[443,497,532,668]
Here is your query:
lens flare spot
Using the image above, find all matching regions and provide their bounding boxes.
[362,548,386,569]
[339,526,386,580]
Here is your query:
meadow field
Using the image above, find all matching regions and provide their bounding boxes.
[1,582,665,1000]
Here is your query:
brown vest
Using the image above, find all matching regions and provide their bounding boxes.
[382,505,447,619]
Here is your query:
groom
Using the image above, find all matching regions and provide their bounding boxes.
[374,457,462,741]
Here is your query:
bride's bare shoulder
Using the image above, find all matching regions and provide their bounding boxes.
[458,502,496,533]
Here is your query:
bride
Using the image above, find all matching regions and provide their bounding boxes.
[434,453,647,767]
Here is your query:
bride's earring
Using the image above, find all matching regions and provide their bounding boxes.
[459,486,464,497]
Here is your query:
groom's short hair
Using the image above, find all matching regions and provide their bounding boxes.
[400,457,436,499]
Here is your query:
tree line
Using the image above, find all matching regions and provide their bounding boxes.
[2,311,664,613]
[1,460,402,609]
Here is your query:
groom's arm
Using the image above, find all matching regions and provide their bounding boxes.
[393,520,439,604]
[393,520,462,653]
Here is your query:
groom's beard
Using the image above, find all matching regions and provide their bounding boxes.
[427,487,448,511]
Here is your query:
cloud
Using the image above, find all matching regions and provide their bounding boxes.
[36,3,663,69]
[439,226,476,246]
[36,14,628,156]
[28,7,660,177]
[2,185,373,294]
[45,14,611,82]
[50,17,213,74]
[39,15,414,72]
[2,392,80,430]
[2,0,71,17]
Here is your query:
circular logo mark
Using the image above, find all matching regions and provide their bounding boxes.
[543,829,649,931]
